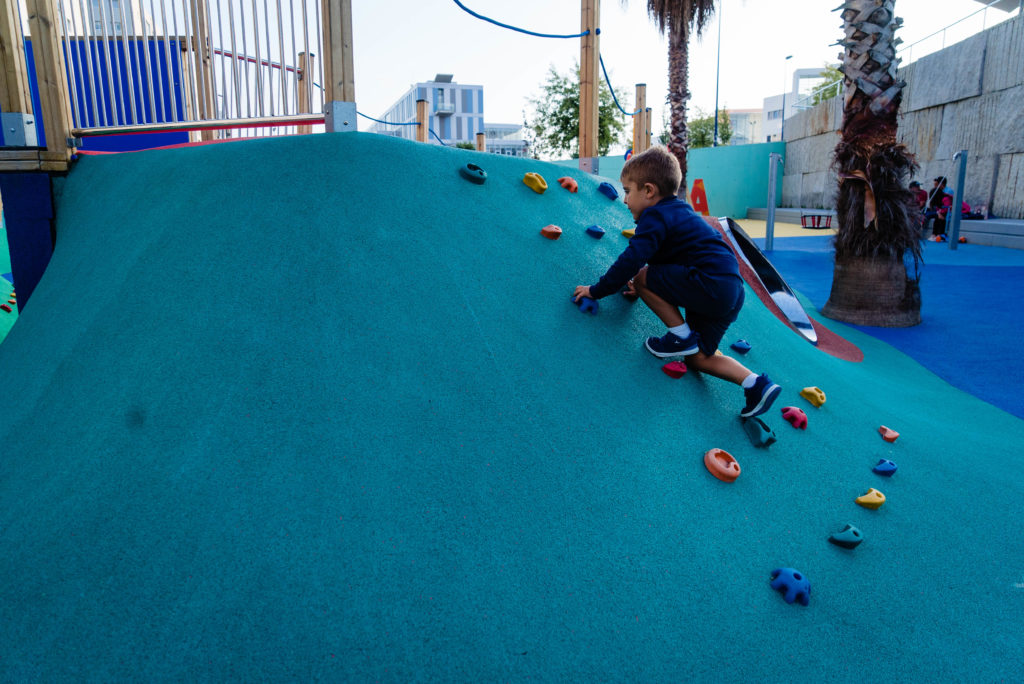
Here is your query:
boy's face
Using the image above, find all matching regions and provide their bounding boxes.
[621,176,662,222]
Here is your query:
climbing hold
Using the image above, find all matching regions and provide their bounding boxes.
[704,448,740,483]
[878,426,899,443]
[540,224,562,240]
[781,406,807,430]
[557,176,578,193]
[958,236,967,243]
[828,524,864,549]
[730,339,752,354]
[872,459,898,476]
[458,163,487,184]
[855,488,886,509]
[662,361,687,378]
[800,386,826,408]
[523,172,548,194]
[570,294,598,315]
[6,299,14,305]
[741,416,777,448]
[598,182,619,200]
[585,224,605,239]
[769,568,810,606]
[621,228,635,238]
[0,304,10,313]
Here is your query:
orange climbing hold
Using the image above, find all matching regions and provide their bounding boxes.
[540,224,562,240]
[704,448,741,483]
[523,172,548,194]
[878,426,899,443]
[557,176,578,193]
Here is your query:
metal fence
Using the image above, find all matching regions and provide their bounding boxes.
[20,0,326,139]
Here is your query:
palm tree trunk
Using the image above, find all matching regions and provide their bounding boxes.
[822,0,922,327]
[666,21,691,196]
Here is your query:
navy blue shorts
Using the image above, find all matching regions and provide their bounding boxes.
[645,264,745,355]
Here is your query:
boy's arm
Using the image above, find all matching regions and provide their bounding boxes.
[588,224,662,299]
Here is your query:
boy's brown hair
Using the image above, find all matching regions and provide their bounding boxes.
[621,146,681,198]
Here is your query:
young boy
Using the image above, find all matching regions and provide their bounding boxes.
[572,146,781,418]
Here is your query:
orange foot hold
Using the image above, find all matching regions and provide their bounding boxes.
[540,224,562,240]
[704,448,740,483]
[557,176,578,193]
[878,425,899,443]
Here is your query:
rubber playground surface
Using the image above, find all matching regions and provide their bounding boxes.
[1,133,1022,681]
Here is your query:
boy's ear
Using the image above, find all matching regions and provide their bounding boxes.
[643,182,660,198]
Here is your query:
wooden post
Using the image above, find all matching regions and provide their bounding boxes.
[189,0,215,141]
[1,0,35,145]
[644,107,652,151]
[26,0,73,161]
[297,52,312,135]
[475,131,485,152]
[632,83,646,157]
[179,42,199,142]
[416,99,427,143]
[578,0,599,172]
[322,0,356,131]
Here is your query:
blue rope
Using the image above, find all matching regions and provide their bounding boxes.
[357,111,418,126]
[452,0,594,39]
[599,55,641,116]
[357,111,448,145]
[429,129,449,146]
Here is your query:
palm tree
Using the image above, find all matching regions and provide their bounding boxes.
[822,0,922,326]
[631,0,717,196]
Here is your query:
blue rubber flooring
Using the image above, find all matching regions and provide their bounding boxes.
[764,235,1024,420]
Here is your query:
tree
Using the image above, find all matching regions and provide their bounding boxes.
[630,0,717,195]
[810,63,843,106]
[527,62,627,159]
[455,142,476,150]
[687,107,732,148]
[822,0,922,327]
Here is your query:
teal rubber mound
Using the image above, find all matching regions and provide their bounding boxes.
[1,133,1023,681]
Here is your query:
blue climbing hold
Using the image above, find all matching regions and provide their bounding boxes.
[597,182,619,200]
[828,523,864,549]
[586,224,605,239]
[741,416,777,448]
[872,459,898,476]
[770,568,810,606]
[570,294,599,315]
[730,339,752,354]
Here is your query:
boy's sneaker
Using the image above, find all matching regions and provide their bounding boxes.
[740,374,782,418]
[644,330,701,358]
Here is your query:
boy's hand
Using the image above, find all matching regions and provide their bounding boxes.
[572,285,592,303]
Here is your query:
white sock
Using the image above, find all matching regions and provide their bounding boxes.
[741,373,759,389]
[668,323,692,338]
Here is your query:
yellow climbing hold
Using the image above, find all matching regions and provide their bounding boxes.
[523,172,548,194]
[621,228,635,238]
[855,488,886,510]
[800,386,826,407]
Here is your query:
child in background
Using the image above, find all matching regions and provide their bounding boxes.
[572,146,781,418]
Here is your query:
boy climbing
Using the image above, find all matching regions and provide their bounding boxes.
[572,146,781,418]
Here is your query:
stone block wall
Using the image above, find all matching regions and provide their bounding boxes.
[782,13,1024,219]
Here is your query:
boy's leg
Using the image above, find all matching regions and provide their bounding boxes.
[633,266,684,327]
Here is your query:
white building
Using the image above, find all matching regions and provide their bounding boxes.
[369,74,527,156]
[726,108,763,145]
[762,67,832,141]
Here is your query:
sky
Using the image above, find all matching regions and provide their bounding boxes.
[350,0,1017,143]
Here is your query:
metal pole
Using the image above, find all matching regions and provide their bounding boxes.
[766,152,782,251]
[780,54,791,141]
[948,149,968,250]
[713,4,721,146]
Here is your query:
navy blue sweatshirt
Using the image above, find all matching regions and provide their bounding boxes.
[589,197,740,299]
